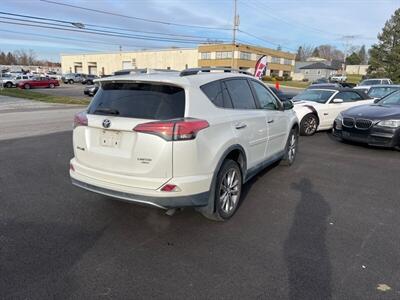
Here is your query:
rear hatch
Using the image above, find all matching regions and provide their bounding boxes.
[73,81,185,190]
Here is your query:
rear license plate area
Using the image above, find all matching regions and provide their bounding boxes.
[100,130,121,147]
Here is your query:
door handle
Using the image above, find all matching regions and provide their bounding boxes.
[267,120,274,124]
[324,113,329,116]
[235,123,247,130]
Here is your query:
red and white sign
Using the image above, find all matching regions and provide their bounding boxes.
[254,55,268,78]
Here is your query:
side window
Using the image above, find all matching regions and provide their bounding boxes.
[335,91,362,102]
[249,80,279,110]
[22,76,28,79]
[201,80,233,108]
[224,79,257,109]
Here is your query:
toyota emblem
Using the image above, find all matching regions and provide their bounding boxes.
[102,119,111,128]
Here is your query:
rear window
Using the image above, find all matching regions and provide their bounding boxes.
[88,82,185,120]
[200,80,233,108]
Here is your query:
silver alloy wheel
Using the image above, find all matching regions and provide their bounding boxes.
[219,169,240,214]
[304,116,317,135]
[288,133,297,162]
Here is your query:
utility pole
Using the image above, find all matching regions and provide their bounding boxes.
[341,35,356,75]
[231,0,239,68]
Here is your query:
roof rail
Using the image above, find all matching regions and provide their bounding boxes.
[180,67,252,77]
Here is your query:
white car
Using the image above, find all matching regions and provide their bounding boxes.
[330,74,347,82]
[292,88,374,136]
[70,68,299,220]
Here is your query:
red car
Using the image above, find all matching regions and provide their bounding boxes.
[18,77,60,89]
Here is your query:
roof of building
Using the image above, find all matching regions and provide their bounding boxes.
[299,62,337,70]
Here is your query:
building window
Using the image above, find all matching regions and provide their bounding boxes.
[270,70,280,76]
[201,52,211,59]
[240,51,251,60]
[271,57,281,64]
[283,59,292,65]
[216,51,232,59]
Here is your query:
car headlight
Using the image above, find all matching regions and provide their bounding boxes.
[377,120,400,128]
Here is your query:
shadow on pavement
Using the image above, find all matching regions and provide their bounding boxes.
[284,178,332,300]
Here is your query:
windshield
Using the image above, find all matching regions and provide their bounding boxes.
[88,82,185,120]
[379,90,400,105]
[292,90,335,103]
[368,86,400,98]
[360,79,381,86]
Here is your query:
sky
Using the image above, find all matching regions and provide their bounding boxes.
[0,0,399,62]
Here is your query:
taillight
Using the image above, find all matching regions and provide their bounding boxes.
[73,111,88,128]
[133,119,209,141]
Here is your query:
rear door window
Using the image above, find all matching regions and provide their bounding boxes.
[224,79,257,109]
[88,82,185,120]
[249,80,279,110]
[201,80,233,108]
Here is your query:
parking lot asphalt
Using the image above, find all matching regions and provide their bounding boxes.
[1,127,399,299]
[37,83,89,99]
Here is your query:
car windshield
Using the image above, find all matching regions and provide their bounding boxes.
[368,87,400,98]
[378,90,400,105]
[292,90,335,103]
[360,79,381,86]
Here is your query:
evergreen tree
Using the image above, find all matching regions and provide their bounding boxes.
[312,47,320,57]
[358,45,367,64]
[368,8,400,80]
[346,52,362,65]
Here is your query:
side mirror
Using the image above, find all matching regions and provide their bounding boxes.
[332,98,344,104]
[373,98,380,104]
[283,100,294,110]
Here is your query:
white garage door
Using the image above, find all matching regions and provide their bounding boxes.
[122,61,132,69]
[88,66,97,75]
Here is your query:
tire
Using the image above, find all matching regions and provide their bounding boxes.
[49,83,55,88]
[281,128,298,166]
[24,83,31,89]
[212,159,243,220]
[300,113,318,136]
[5,82,13,88]
[68,79,74,84]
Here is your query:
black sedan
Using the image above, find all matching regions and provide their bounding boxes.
[333,90,400,149]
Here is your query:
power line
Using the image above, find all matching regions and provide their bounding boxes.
[0,16,215,44]
[0,11,220,40]
[40,0,231,31]
[238,29,297,52]
[0,20,210,45]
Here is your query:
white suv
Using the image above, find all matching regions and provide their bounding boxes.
[70,69,299,220]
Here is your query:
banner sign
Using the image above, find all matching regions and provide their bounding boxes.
[254,55,268,78]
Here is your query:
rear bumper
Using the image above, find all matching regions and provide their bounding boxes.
[71,177,209,209]
[333,121,400,148]
[69,159,211,209]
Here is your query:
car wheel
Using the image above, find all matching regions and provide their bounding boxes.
[49,83,55,88]
[281,128,298,166]
[5,82,13,88]
[300,114,318,136]
[24,83,31,89]
[68,79,74,84]
[212,159,242,220]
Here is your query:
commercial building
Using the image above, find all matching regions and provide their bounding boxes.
[198,44,295,77]
[61,44,296,76]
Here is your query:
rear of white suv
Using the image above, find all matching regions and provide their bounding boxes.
[70,70,299,220]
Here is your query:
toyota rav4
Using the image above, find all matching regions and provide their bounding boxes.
[70,68,299,220]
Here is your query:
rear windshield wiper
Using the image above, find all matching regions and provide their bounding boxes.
[93,107,120,115]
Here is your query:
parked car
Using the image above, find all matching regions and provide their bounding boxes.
[269,86,295,102]
[70,68,299,220]
[62,73,84,84]
[292,87,374,136]
[354,78,393,94]
[333,90,400,150]
[330,74,347,82]
[308,83,356,90]
[0,74,16,88]
[82,74,99,85]
[83,83,99,96]
[17,77,60,89]
[312,78,329,85]
[46,71,62,80]
[367,85,400,101]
